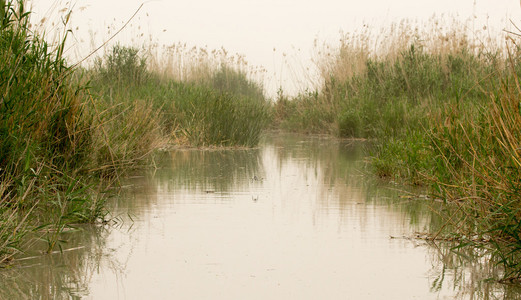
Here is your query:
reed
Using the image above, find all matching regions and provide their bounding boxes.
[274,17,521,280]
[426,47,521,279]
[276,17,500,138]
[146,42,267,89]
[89,44,270,148]
[0,0,108,263]
[0,1,270,263]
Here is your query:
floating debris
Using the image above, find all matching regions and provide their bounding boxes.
[251,175,264,182]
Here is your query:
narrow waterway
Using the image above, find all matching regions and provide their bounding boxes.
[0,134,519,299]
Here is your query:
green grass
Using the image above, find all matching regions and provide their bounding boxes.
[0,2,270,264]
[88,44,271,148]
[425,68,521,280]
[273,20,521,280]
[0,0,108,263]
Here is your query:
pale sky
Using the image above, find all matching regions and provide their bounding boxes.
[29,0,521,96]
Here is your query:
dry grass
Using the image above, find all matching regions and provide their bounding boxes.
[314,16,503,88]
[87,97,165,175]
[146,42,267,88]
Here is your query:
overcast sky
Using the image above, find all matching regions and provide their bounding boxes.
[29,0,521,96]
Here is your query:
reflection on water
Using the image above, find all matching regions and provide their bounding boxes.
[1,133,520,299]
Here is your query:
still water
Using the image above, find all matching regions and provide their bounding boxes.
[1,134,520,299]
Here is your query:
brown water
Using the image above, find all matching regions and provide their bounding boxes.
[1,134,520,299]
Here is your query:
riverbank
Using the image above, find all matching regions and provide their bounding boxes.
[6,133,518,299]
[273,19,521,280]
[2,0,520,283]
[0,1,270,264]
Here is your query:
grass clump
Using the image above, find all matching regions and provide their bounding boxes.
[89,44,270,148]
[0,0,107,263]
[426,61,521,280]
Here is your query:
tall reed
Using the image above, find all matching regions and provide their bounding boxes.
[427,46,521,279]
[0,0,106,263]
[274,17,521,279]
[277,17,500,136]
[89,44,270,148]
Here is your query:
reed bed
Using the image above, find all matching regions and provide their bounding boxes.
[274,17,521,280]
[0,0,270,264]
[0,0,107,264]
[427,54,521,280]
[89,43,270,148]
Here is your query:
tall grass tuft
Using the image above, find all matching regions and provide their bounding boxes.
[178,85,270,147]
[89,44,270,148]
[426,48,521,279]
[0,0,108,263]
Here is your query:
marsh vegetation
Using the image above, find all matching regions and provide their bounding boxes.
[275,18,521,281]
[1,0,521,286]
[0,0,269,264]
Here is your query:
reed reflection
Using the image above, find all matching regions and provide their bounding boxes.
[426,241,521,299]
[0,225,119,299]
[0,134,518,299]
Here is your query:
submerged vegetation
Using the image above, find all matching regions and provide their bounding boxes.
[275,19,521,280]
[0,1,269,264]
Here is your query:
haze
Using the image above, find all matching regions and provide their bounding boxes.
[29,0,521,96]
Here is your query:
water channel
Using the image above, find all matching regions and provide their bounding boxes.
[1,133,520,299]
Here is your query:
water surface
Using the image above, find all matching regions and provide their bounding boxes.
[1,134,519,299]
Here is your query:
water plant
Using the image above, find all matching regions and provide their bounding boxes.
[0,0,107,263]
[426,50,521,280]
[273,17,521,280]
[89,44,271,148]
